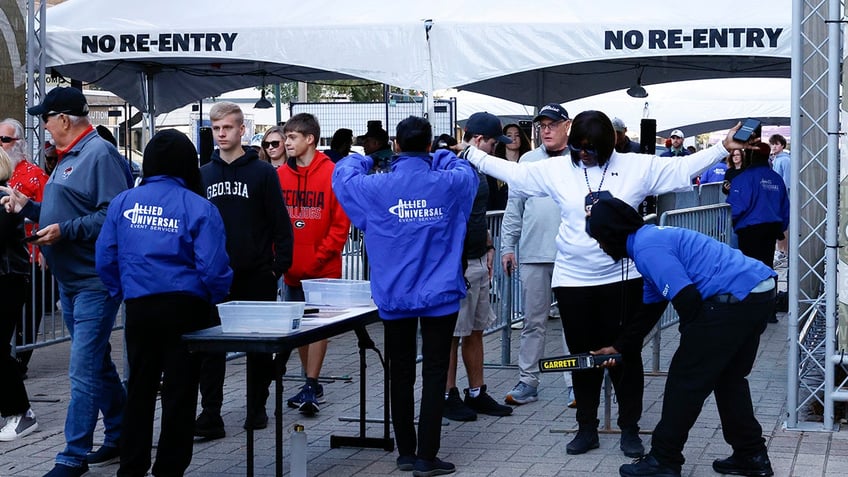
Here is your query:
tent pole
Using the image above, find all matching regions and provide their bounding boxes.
[144,71,156,142]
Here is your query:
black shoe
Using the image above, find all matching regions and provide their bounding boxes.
[43,463,89,477]
[620,454,681,477]
[397,454,416,471]
[412,457,455,477]
[566,428,600,455]
[443,387,476,421]
[767,314,778,323]
[243,407,268,430]
[712,451,774,476]
[86,445,120,467]
[620,427,645,458]
[463,385,512,417]
[194,410,226,439]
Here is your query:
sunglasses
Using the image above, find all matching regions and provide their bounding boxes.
[568,144,598,156]
[261,140,281,149]
[41,112,63,123]
[0,136,20,144]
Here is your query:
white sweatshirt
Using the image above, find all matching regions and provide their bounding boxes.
[465,145,728,287]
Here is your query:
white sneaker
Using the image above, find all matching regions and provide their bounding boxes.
[0,409,38,441]
[774,251,788,268]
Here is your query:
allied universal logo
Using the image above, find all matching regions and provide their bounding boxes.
[388,199,444,223]
[122,202,180,233]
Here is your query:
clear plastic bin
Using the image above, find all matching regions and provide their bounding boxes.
[300,279,372,307]
[217,301,305,333]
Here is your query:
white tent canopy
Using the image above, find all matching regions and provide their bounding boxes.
[43,0,433,114]
[429,1,791,104]
[43,0,792,114]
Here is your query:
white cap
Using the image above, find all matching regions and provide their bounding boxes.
[670,129,684,138]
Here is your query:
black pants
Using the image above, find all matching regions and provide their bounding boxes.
[650,290,773,471]
[118,293,209,477]
[384,313,457,461]
[0,273,30,416]
[197,271,277,415]
[554,278,645,431]
[736,222,782,269]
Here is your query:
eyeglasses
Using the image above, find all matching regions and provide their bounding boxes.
[262,140,281,149]
[568,144,597,156]
[41,112,62,123]
[0,136,20,144]
[536,120,564,132]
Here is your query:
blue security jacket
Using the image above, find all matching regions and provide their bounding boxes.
[726,162,789,232]
[96,175,233,303]
[628,225,776,303]
[332,150,478,320]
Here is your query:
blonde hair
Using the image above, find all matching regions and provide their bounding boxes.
[260,125,287,163]
[0,148,14,182]
[209,102,244,124]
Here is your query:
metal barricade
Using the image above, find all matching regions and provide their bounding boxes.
[12,251,125,361]
[339,213,521,367]
[649,203,732,373]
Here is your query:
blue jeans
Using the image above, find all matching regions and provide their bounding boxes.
[57,286,126,468]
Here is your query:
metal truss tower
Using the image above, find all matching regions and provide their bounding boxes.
[787,0,847,431]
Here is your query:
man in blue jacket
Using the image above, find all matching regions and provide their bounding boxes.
[586,197,776,477]
[333,116,477,477]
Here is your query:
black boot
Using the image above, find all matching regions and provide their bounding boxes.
[566,428,599,455]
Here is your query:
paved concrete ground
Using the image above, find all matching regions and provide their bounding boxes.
[2,306,847,476]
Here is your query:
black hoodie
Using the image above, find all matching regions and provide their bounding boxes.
[201,147,293,277]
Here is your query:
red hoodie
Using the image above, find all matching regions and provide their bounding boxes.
[277,150,350,287]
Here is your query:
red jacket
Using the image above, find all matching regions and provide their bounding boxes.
[9,160,48,259]
[277,150,350,286]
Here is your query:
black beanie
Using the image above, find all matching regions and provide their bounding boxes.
[142,129,202,195]
[587,197,644,260]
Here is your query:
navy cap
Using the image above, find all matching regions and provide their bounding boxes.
[28,87,90,117]
[533,103,569,123]
[465,112,512,144]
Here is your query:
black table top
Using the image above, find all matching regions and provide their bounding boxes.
[183,306,380,354]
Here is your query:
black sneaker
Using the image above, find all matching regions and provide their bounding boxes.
[566,428,600,455]
[397,454,416,471]
[243,407,268,430]
[712,451,774,476]
[620,427,645,458]
[443,387,476,421]
[620,454,681,477]
[194,410,226,439]
[86,444,120,467]
[412,457,455,477]
[43,463,89,477]
[463,385,512,417]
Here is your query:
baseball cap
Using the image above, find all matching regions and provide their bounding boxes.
[28,87,90,117]
[533,103,569,123]
[612,117,627,132]
[465,112,512,144]
[357,123,389,144]
[670,129,685,138]
[248,133,264,148]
